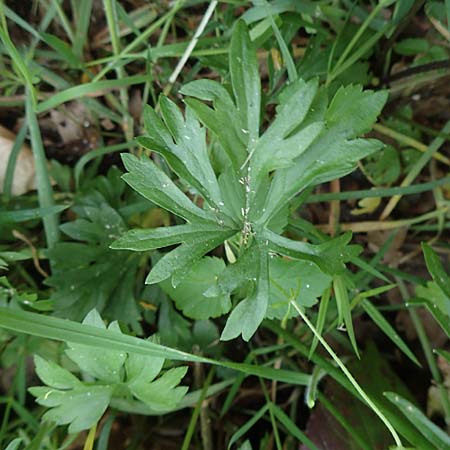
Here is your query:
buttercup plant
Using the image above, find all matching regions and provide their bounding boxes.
[111,20,387,341]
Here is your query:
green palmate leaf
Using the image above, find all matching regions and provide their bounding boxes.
[128,366,188,412]
[266,258,332,320]
[261,229,358,275]
[113,18,387,341]
[46,194,140,325]
[258,137,384,225]
[138,98,227,214]
[65,310,126,384]
[161,257,231,320]
[384,392,450,450]
[29,311,189,432]
[29,384,112,434]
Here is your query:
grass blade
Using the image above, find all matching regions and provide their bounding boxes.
[384,392,450,449]
[362,299,420,366]
[25,91,59,248]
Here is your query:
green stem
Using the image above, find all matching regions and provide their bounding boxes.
[289,301,403,447]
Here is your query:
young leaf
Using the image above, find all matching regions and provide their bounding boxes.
[29,311,190,432]
[266,258,332,320]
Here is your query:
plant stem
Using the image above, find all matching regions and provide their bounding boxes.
[289,301,403,448]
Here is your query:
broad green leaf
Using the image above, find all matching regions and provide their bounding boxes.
[121,153,215,223]
[221,246,269,341]
[33,355,80,390]
[250,78,319,184]
[267,258,332,320]
[126,338,165,384]
[46,191,140,325]
[29,384,112,434]
[65,310,126,384]
[162,257,231,320]
[230,20,261,142]
[384,392,450,449]
[181,79,247,170]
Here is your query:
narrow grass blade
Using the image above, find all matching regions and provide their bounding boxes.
[36,75,149,113]
[333,276,359,357]
[0,307,310,385]
[384,392,450,449]
[227,404,269,450]
[407,298,450,338]
[5,439,23,450]
[74,142,133,187]
[25,91,59,248]
[270,403,320,450]
[435,349,450,364]
[0,206,68,224]
[362,299,420,366]
[308,286,331,359]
